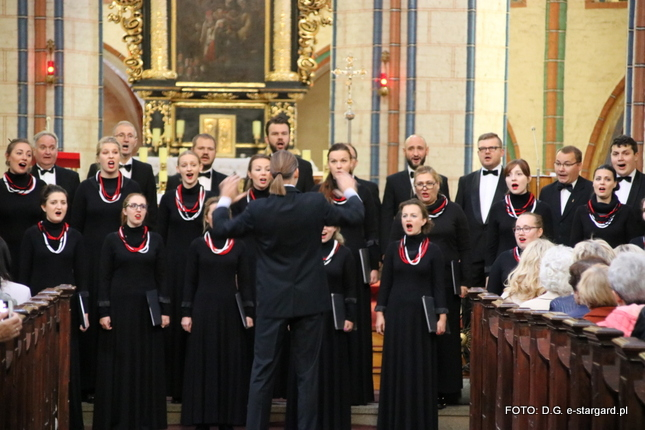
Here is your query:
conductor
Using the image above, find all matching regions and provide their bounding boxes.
[211,150,364,430]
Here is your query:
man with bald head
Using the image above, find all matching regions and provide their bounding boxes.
[381,135,450,249]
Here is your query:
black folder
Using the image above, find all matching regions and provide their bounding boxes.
[359,248,371,284]
[235,292,249,329]
[146,290,162,327]
[331,293,346,330]
[450,260,461,296]
[422,295,450,334]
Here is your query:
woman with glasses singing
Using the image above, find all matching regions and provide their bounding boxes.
[157,150,216,402]
[570,164,639,248]
[388,165,470,407]
[71,136,141,400]
[93,193,169,430]
[487,213,544,296]
[485,159,553,268]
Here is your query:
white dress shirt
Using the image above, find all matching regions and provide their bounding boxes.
[479,164,502,223]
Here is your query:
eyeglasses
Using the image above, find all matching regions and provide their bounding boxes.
[478,146,500,152]
[126,203,148,210]
[513,226,539,233]
[115,133,137,140]
[554,162,579,168]
[414,181,437,189]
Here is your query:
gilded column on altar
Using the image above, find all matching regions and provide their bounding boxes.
[267,0,298,81]
[142,0,177,80]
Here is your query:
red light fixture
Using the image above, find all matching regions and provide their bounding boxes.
[379,51,390,97]
[46,39,56,84]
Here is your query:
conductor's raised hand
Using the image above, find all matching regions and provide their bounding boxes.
[334,171,357,194]
[218,175,242,200]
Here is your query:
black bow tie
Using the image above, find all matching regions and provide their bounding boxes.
[557,182,573,192]
[119,163,132,172]
[38,166,54,175]
[199,170,211,179]
[409,171,414,179]
[618,176,632,183]
[482,169,498,176]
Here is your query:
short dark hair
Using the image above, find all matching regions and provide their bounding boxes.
[558,145,582,163]
[611,135,638,154]
[477,132,502,146]
[593,164,620,191]
[399,198,434,235]
[191,133,216,149]
[265,114,290,136]
[41,184,68,206]
[504,159,530,177]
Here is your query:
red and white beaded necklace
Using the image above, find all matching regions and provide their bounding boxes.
[175,184,206,221]
[38,221,69,254]
[3,173,36,195]
[203,231,234,255]
[398,235,430,265]
[322,240,340,266]
[118,226,150,253]
[96,171,122,203]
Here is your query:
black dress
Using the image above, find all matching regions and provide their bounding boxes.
[388,196,471,397]
[570,195,640,248]
[70,173,141,394]
[93,226,168,430]
[157,183,213,400]
[487,247,520,296]
[375,235,447,430]
[629,236,645,249]
[0,172,46,277]
[18,220,88,430]
[485,193,553,267]
[180,234,253,427]
[231,187,270,216]
[285,240,357,430]
[313,182,379,405]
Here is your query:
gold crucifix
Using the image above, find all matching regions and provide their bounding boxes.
[332,55,366,143]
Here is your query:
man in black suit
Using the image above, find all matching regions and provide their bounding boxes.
[265,115,314,193]
[381,134,450,249]
[167,133,228,193]
[346,142,381,219]
[611,135,645,230]
[87,121,158,228]
[211,152,364,430]
[455,132,507,289]
[33,131,80,207]
[539,145,593,246]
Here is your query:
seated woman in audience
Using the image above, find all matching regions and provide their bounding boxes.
[598,252,645,335]
[576,264,617,323]
[501,238,554,305]
[570,164,639,247]
[614,243,645,254]
[572,238,616,262]
[521,245,574,310]
[486,159,553,268]
[550,256,609,318]
[0,237,30,305]
[487,213,544,296]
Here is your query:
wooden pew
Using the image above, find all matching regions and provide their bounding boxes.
[509,308,531,430]
[481,294,501,430]
[614,338,645,430]
[495,301,518,430]
[526,310,551,430]
[467,287,486,430]
[565,318,594,429]
[544,312,572,430]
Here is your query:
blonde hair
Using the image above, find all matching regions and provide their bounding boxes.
[326,227,345,246]
[203,196,221,232]
[414,165,442,186]
[614,244,645,255]
[95,136,121,157]
[177,149,200,165]
[269,150,298,196]
[504,239,554,302]
[577,264,617,308]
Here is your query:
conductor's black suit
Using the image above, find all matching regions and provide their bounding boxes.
[212,186,364,430]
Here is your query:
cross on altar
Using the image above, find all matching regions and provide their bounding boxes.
[332,55,366,143]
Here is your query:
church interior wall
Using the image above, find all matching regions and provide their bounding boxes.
[0,1,19,146]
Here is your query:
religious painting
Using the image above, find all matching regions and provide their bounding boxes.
[199,114,237,158]
[173,0,266,83]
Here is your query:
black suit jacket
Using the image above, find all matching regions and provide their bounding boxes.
[455,169,507,262]
[539,177,593,246]
[212,187,364,318]
[381,169,450,252]
[167,169,228,196]
[43,165,80,207]
[87,159,158,228]
[355,176,381,221]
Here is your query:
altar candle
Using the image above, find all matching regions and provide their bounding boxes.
[138,147,148,163]
[301,149,311,161]
[152,128,161,144]
[252,120,262,140]
[159,147,168,164]
[176,120,185,137]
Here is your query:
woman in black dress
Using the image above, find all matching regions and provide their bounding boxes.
[93,193,169,430]
[70,136,141,398]
[570,164,639,248]
[488,212,544,296]
[0,139,46,277]
[486,158,553,268]
[629,199,645,249]
[158,150,214,401]
[375,199,447,430]
[231,154,271,216]
[388,165,470,406]
[181,196,253,430]
[19,184,88,430]
[316,142,379,405]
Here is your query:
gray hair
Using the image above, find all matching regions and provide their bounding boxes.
[112,121,137,136]
[539,245,575,296]
[573,239,616,263]
[614,244,645,255]
[33,131,59,146]
[607,252,645,304]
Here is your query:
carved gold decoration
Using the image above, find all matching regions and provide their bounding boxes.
[288,93,305,101]
[203,93,239,100]
[200,115,237,158]
[267,0,299,82]
[297,0,333,86]
[143,100,172,151]
[161,90,194,99]
[108,1,144,83]
[246,92,279,100]
[136,90,153,98]
[142,0,177,80]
